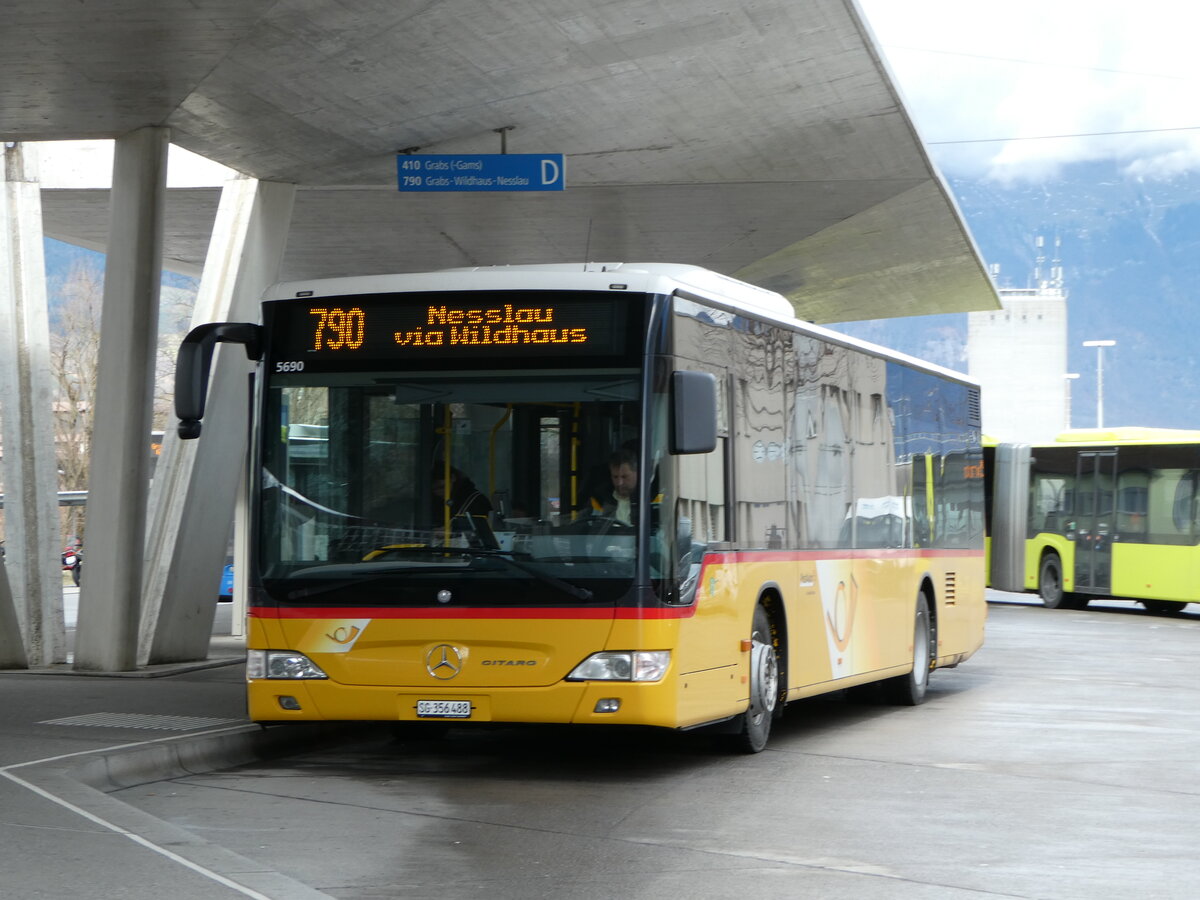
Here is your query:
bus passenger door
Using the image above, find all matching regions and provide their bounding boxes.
[1074,451,1116,593]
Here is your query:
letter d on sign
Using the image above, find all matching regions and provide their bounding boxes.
[541,158,562,187]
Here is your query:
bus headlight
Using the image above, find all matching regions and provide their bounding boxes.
[247,649,329,680]
[567,651,670,682]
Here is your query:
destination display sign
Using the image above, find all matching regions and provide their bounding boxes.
[397,154,565,192]
[265,292,640,370]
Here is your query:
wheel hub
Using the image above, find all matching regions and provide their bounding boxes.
[751,640,779,715]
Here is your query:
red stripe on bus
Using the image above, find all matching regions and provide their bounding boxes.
[700,548,984,563]
[249,606,696,620]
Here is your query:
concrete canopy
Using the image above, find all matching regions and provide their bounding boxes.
[5,0,999,323]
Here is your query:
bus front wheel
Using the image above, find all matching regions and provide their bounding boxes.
[1038,554,1071,609]
[729,604,779,753]
[883,592,932,706]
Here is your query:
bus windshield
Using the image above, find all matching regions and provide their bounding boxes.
[257,368,645,607]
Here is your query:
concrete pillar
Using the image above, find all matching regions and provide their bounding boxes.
[0,563,27,669]
[0,142,66,668]
[73,127,169,672]
[140,178,295,664]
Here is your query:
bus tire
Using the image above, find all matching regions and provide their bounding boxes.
[883,592,932,706]
[1140,599,1187,615]
[1038,553,1069,608]
[729,604,779,753]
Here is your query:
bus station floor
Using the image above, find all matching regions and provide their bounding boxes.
[3,593,1198,899]
[0,604,343,899]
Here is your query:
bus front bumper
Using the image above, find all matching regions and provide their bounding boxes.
[247,677,709,729]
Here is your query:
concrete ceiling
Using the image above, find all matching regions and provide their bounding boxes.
[5,0,999,324]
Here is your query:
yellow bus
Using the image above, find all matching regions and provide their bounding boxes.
[176,263,987,752]
[987,428,1200,614]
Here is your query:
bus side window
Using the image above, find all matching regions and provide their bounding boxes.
[1116,469,1149,539]
[1172,471,1199,538]
[1031,474,1069,534]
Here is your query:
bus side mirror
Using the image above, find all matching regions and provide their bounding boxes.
[175,322,263,440]
[670,370,717,455]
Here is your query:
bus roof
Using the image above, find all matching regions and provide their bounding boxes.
[1052,427,1200,445]
[267,263,796,320]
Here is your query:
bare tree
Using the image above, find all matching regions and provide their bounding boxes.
[153,281,199,433]
[47,258,199,544]
[49,258,104,544]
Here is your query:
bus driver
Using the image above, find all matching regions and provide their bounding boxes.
[591,449,638,526]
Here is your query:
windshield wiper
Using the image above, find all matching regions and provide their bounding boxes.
[455,548,593,601]
[282,548,593,602]
[282,559,468,601]
[374,546,595,601]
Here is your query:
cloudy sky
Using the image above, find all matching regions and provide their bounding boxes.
[857,0,1200,182]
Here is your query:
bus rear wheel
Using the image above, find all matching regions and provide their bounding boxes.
[729,604,778,753]
[883,593,932,706]
[1141,599,1187,615]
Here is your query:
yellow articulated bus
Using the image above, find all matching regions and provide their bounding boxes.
[176,263,986,752]
[987,428,1200,614]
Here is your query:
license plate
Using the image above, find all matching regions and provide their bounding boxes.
[416,700,472,718]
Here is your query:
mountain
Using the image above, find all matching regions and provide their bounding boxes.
[44,239,197,331]
[830,161,1200,430]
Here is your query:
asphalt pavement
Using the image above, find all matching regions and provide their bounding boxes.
[0,596,345,900]
[3,589,1198,899]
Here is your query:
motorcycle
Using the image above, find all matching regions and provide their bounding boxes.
[62,545,82,586]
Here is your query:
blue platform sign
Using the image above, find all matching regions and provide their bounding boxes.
[397,154,566,192]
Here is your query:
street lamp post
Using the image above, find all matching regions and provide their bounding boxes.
[1082,340,1116,428]
[1063,373,1079,429]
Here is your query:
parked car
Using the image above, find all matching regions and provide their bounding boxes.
[219,564,234,602]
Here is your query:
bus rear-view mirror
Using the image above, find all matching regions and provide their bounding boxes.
[671,370,717,455]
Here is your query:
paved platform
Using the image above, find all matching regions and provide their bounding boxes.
[0,611,347,899]
[8,592,1198,899]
